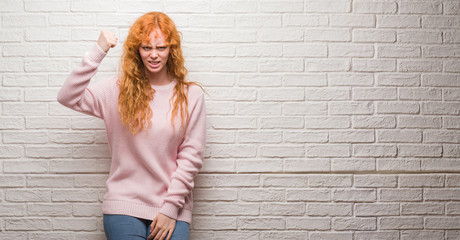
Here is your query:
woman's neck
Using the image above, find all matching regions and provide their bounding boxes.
[145,68,172,86]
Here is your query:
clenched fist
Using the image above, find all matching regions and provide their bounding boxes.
[97,30,118,53]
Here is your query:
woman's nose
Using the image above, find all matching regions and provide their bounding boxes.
[149,49,159,58]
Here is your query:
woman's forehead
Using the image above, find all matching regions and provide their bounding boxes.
[142,29,167,45]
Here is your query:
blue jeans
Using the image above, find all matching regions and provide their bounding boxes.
[103,214,189,240]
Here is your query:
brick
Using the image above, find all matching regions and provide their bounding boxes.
[398,30,442,44]
[0,204,26,216]
[376,102,419,114]
[0,0,23,12]
[377,73,419,87]
[260,232,306,240]
[193,217,237,230]
[306,28,350,42]
[3,131,48,144]
[5,190,51,202]
[309,175,351,187]
[377,158,421,172]
[286,189,331,202]
[329,130,375,143]
[24,0,70,12]
[353,1,396,13]
[215,203,259,216]
[5,218,52,230]
[353,144,397,157]
[239,217,285,230]
[401,203,444,215]
[260,145,305,157]
[330,14,375,27]
[377,129,422,143]
[27,203,72,216]
[399,1,442,14]
[211,1,257,13]
[237,14,281,27]
[0,117,24,130]
[73,203,103,217]
[27,175,73,188]
[258,88,304,101]
[447,175,460,187]
[399,174,444,187]
[353,59,396,72]
[259,59,304,72]
[260,0,303,13]
[306,0,351,13]
[236,44,282,57]
[307,203,352,216]
[284,43,327,57]
[423,16,460,28]
[378,45,420,58]
[355,203,399,216]
[118,1,164,13]
[310,232,353,240]
[284,102,327,116]
[379,189,422,201]
[238,131,282,143]
[26,146,72,158]
[328,44,374,57]
[425,217,460,229]
[354,175,397,188]
[261,175,307,187]
[260,203,305,216]
[287,217,330,230]
[240,189,285,202]
[355,231,399,240]
[3,15,46,27]
[52,190,101,202]
[329,73,374,86]
[424,189,460,201]
[3,44,48,57]
[401,230,445,240]
[212,30,256,43]
[193,189,237,201]
[331,158,375,171]
[3,160,48,174]
[283,14,328,27]
[333,189,376,202]
[238,74,282,87]
[0,146,24,158]
[0,59,23,72]
[333,217,376,230]
[377,15,421,28]
[236,159,283,172]
[52,218,98,231]
[380,217,423,230]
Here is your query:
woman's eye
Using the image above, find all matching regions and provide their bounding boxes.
[157,46,166,50]
[142,46,151,50]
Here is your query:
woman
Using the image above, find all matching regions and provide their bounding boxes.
[57,12,206,240]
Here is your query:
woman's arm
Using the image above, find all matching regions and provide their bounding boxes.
[57,30,117,118]
[160,88,207,219]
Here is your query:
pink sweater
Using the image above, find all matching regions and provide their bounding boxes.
[57,44,206,223]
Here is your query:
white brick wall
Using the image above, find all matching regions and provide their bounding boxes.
[1,0,460,239]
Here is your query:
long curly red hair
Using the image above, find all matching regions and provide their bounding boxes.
[118,12,202,135]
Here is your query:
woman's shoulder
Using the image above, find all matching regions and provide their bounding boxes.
[186,82,205,98]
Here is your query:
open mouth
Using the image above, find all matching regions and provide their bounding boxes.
[148,61,160,68]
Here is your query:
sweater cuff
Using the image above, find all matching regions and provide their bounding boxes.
[87,44,107,64]
[159,202,179,220]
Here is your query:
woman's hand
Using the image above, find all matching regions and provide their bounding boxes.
[148,213,176,240]
[97,30,118,53]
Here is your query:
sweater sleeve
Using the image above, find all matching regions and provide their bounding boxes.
[57,44,108,119]
[160,87,206,219]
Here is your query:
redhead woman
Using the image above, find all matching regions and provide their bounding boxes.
[57,12,206,240]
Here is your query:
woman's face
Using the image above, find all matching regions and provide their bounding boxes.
[138,30,170,76]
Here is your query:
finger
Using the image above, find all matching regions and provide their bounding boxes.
[158,229,168,240]
[150,218,158,233]
[153,229,164,240]
[166,228,173,240]
[151,226,161,239]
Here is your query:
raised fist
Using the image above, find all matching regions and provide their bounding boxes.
[97,30,118,53]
